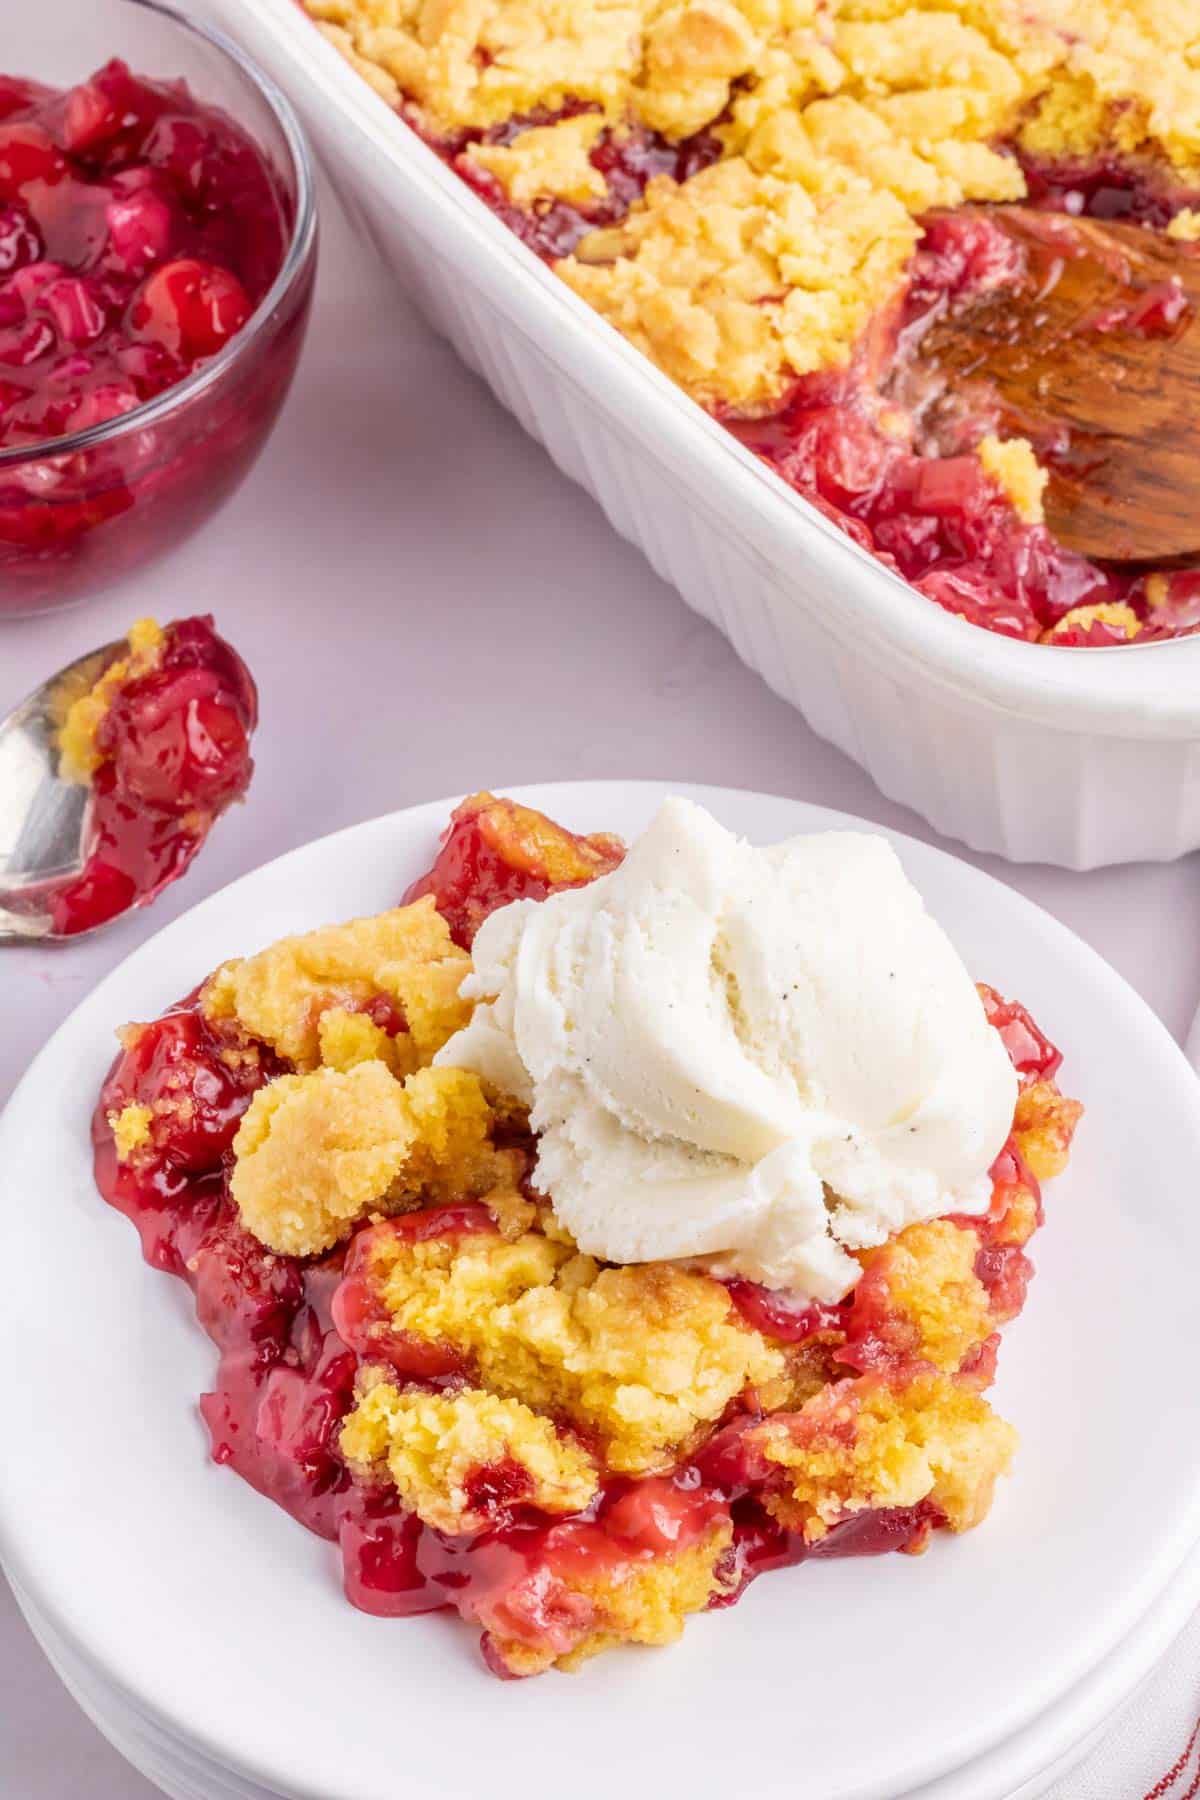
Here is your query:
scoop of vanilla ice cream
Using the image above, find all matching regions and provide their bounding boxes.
[435,799,1017,1301]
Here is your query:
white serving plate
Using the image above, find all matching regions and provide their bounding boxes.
[8,1528,1200,1800]
[3,781,1200,1800]
[211,0,1200,870]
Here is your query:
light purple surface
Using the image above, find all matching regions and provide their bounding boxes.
[2,163,1199,1798]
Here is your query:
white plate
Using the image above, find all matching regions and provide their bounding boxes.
[3,780,1200,1800]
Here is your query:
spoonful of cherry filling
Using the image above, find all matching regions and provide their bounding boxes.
[908,205,1200,566]
[0,614,257,942]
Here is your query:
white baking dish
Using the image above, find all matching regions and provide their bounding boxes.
[217,0,1200,868]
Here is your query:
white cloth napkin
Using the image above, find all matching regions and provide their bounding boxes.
[1043,1609,1200,1798]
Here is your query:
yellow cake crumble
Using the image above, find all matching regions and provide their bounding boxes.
[108,1101,154,1162]
[308,0,1200,407]
[1168,206,1200,240]
[202,897,471,1069]
[977,436,1048,525]
[231,1062,501,1256]
[552,1526,734,1670]
[854,1219,993,1373]
[358,1218,787,1472]
[341,1380,600,1530]
[491,1524,735,1676]
[56,617,164,784]
[317,1005,415,1076]
[759,1369,1018,1540]
[467,113,609,205]
[1043,601,1143,644]
[1013,1078,1084,1183]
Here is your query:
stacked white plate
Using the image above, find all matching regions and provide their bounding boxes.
[4,783,1200,1800]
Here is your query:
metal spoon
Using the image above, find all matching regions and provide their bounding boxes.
[0,638,123,944]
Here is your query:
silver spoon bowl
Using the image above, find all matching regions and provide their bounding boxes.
[0,640,123,943]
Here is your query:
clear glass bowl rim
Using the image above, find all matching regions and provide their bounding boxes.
[0,0,318,471]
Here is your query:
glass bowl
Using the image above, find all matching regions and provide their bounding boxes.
[0,0,317,616]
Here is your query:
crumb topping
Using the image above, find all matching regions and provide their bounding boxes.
[230,1062,499,1256]
[317,1006,416,1076]
[852,1219,993,1373]
[467,112,609,204]
[56,618,164,785]
[759,1368,1018,1538]
[362,1220,787,1471]
[341,1380,600,1530]
[553,1525,733,1671]
[978,436,1048,526]
[1168,207,1200,240]
[309,0,1200,406]
[1013,1079,1084,1182]
[565,154,920,408]
[202,897,470,1069]
[488,1523,734,1676]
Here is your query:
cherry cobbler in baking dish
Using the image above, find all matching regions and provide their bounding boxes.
[94,792,1080,1678]
[303,0,1200,645]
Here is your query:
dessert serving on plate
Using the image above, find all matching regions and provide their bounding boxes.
[92,790,1080,1679]
[302,0,1200,646]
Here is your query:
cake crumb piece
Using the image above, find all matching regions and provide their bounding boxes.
[760,1369,1017,1539]
[57,618,165,785]
[978,436,1048,525]
[1167,209,1200,242]
[467,113,608,206]
[230,1060,502,1256]
[1043,601,1142,643]
[108,1101,153,1162]
[341,1381,599,1532]
[202,898,469,1069]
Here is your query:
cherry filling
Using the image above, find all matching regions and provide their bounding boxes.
[978,984,1063,1085]
[0,60,286,457]
[53,615,257,936]
[91,817,1066,1677]
[402,791,624,948]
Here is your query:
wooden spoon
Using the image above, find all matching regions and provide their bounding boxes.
[911,206,1200,565]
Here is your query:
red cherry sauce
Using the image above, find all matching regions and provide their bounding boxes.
[0,60,287,457]
[52,614,257,935]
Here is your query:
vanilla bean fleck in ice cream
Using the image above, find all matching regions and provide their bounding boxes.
[437,800,1017,1301]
